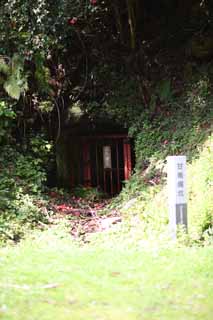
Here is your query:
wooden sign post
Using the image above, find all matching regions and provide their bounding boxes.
[167,156,188,239]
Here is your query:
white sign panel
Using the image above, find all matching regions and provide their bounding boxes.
[167,156,187,204]
[103,146,112,169]
[167,156,188,238]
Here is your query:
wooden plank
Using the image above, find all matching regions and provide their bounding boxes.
[123,140,132,180]
[116,141,121,193]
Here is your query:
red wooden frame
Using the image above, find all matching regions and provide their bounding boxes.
[123,140,132,181]
[71,134,132,193]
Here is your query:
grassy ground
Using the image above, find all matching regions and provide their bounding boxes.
[0,223,212,320]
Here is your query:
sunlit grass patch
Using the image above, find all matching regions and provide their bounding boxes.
[0,227,212,320]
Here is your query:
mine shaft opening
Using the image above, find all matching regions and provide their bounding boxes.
[56,118,135,196]
[70,135,135,196]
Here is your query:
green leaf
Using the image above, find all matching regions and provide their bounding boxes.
[0,58,9,75]
[1,54,28,100]
[4,76,22,100]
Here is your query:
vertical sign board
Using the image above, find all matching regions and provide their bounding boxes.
[103,146,112,169]
[167,156,187,239]
[103,146,113,194]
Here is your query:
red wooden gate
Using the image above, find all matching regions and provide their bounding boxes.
[71,135,132,195]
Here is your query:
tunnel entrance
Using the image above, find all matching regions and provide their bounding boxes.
[69,135,133,195]
[56,118,134,195]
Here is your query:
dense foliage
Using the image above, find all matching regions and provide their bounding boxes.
[0,136,53,242]
[0,0,213,242]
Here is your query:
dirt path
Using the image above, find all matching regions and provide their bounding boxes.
[49,195,122,238]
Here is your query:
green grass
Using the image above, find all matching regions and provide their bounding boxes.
[0,225,213,320]
[119,133,213,242]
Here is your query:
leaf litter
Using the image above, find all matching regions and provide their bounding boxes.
[49,195,122,240]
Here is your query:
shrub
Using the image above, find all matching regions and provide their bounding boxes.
[119,134,213,243]
[188,134,213,240]
[0,144,49,243]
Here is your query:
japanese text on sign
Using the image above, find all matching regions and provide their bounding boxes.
[177,163,184,199]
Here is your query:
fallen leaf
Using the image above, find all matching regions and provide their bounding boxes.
[111,272,121,277]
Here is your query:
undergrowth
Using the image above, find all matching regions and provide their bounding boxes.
[110,67,213,244]
[0,136,53,243]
